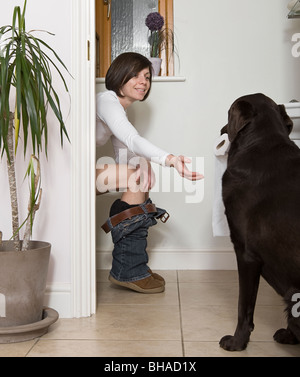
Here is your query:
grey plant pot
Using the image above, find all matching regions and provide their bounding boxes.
[0,240,58,343]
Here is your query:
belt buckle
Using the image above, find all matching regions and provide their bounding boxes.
[160,212,170,224]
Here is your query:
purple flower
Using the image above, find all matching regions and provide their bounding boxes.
[145,12,164,32]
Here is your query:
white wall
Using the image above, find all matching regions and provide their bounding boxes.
[96,0,300,269]
[1,0,299,317]
[0,0,73,287]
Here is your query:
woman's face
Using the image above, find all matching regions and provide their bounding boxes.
[119,68,151,108]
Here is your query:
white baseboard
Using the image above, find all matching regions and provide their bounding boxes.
[44,283,72,319]
[96,248,237,270]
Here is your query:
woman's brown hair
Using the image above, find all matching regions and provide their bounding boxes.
[105,52,153,101]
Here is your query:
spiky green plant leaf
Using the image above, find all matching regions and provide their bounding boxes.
[0,0,70,159]
[0,0,70,248]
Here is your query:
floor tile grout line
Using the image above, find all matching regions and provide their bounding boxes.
[25,338,40,357]
[176,270,185,357]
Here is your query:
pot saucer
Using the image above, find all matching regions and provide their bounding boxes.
[0,307,59,344]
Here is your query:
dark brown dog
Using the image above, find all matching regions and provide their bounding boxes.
[219,93,300,351]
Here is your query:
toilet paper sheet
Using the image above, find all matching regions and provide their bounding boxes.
[212,134,230,237]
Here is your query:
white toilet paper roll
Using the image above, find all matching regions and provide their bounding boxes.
[213,133,230,156]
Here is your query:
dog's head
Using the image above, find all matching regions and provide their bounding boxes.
[221,93,293,142]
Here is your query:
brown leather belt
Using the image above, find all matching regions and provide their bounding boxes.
[101,203,170,233]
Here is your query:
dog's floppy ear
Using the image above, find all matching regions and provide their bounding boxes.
[278,104,293,135]
[220,125,228,135]
[227,100,256,142]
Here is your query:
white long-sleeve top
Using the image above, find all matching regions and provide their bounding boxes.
[96,91,170,166]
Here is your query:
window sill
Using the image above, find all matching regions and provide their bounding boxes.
[96,76,186,84]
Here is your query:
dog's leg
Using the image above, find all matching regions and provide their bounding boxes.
[219,256,261,351]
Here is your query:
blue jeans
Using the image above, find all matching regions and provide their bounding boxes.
[107,199,167,282]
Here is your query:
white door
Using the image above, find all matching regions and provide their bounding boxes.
[71,0,96,317]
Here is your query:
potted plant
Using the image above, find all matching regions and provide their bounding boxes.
[0,0,70,343]
[145,11,176,76]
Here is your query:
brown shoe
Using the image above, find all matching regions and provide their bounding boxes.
[148,269,165,285]
[109,274,165,294]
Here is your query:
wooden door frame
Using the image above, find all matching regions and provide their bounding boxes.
[96,0,174,77]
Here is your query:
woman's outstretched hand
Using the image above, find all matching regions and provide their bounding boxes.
[166,155,204,181]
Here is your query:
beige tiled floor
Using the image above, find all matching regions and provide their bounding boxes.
[1,270,300,357]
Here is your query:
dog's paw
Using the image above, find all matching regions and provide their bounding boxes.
[219,335,248,351]
[273,328,300,344]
